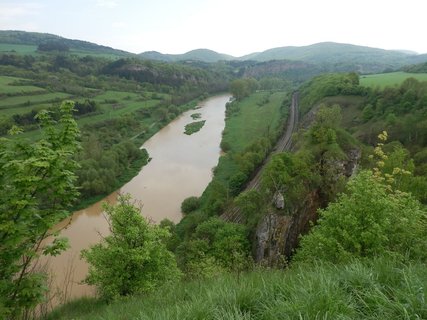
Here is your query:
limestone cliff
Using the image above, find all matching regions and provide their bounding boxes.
[255,148,361,265]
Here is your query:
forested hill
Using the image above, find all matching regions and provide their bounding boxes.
[402,61,427,73]
[139,49,234,63]
[3,31,427,74]
[239,42,427,73]
[142,42,427,74]
[0,30,131,57]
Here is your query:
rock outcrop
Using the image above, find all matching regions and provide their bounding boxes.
[254,148,361,265]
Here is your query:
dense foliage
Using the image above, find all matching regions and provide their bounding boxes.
[361,78,427,146]
[0,102,80,319]
[175,217,250,278]
[299,72,365,114]
[294,170,427,263]
[81,195,181,301]
[402,61,427,73]
[229,78,259,100]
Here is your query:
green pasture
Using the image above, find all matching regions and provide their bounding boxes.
[222,91,287,153]
[360,72,427,88]
[0,92,70,109]
[0,44,37,54]
[212,91,287,185]
[0,75,46,95]
[77,99,159,127]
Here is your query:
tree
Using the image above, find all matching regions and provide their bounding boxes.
[295,131,427,264]
[294,170,427,264]
[234,190,264,228]
[229,78,259,100]
[261,152,317,215]
[230,79,248,100]
[176,218,251,278]
[362,104,375,121]
[181,196,201,215]
[81,195,181,301]
[0,101,80,319]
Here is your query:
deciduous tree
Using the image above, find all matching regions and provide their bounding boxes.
[81,195,181,301]
[0,101,80,319]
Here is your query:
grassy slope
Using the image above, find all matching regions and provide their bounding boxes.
[0,43,37,54]
[213,91,286,184]
[0,76,170,141]
[222,92,285,153]
[47,257,427,320]
[0,75,46,94]
[320,95,365,129]
[360,71,427,88]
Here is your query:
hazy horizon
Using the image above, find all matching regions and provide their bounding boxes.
[1,0,427,56]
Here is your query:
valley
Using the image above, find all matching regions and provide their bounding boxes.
[1,29,427,320]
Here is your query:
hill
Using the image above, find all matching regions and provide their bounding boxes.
[139,48,234,63]
[139,42,427,74]
[402,61,427,73]
[2,31,427,73]
[239,42,426,73]
[240,42,410,62]
[0,30,131,58]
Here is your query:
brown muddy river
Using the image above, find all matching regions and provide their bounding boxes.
[42,94,230,304]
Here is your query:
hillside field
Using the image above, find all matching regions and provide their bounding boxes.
[0,75,167,127]
[360,71,427,88]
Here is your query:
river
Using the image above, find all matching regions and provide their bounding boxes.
[41,94,231,306]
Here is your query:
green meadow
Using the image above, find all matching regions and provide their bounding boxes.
[360,71,427,88]
[222,92,286,154]
[212,91,287,185]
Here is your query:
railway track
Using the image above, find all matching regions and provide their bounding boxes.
[221,91,299,223]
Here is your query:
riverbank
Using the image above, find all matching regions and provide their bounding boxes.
[71,96,206,211]
[41,94,231,309]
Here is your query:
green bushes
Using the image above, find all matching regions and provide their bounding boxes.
[81,195,181,301]
[184,120,206,135]
[76,137,149,200]
[175,217,251,278]
[294,170,427,264]
[299,72,366,114]
[181,196,201,214]
[0,102,80,319]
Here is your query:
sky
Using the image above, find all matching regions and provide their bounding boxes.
[1,0,426,56]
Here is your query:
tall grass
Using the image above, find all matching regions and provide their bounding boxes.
[47,257,427,320]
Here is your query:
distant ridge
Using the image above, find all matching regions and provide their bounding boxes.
[138,42,427,72]
[1,31,427,71]
[0,30,131,57]
[238,42,413,63]
[139,48,234,63]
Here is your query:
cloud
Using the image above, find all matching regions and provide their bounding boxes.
[96,0,118,8]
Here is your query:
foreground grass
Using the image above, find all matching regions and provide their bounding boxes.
[360,71,427,88]
[47,257,427,320]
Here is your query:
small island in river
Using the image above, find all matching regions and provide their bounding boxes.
[184,120,206,135]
